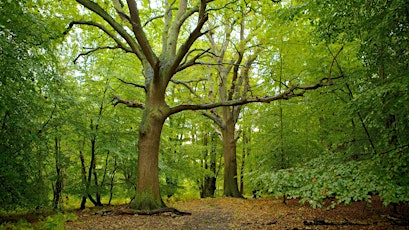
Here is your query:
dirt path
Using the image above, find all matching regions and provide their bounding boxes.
[64,197,409,229]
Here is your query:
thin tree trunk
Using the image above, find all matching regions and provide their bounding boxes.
[278,50,286,169]
[53,136,63,210]
[79,151,87,209]
[209,132,217,196]
[88,132,101,206]
[201,132,217,198]
[200,131,209,198]
[108,157,117,205]
[240,129,249,194]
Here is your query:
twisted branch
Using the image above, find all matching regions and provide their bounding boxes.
[112,95,145,109]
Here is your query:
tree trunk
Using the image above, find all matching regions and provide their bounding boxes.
[79,151,87,209]
[131,101,167,210]
[222,119,243,198]
[200,132,217,198]
[89,135,102,206]
[108,157,117,205]
[240,129,250,194]
[209,132,217,196]
[53,136,63,210]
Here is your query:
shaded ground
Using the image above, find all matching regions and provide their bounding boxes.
[63,196,409,229]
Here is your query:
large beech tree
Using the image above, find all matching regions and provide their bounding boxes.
[68,0,337,210]
[203,9,260,197]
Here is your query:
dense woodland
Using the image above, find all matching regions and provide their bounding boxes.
[1,0,408,215]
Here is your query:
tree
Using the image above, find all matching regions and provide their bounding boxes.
[66,0,338,210]
[201,2,264,197]
[0,0,65,210]
[245,0,409,207]
[307,0,409,205]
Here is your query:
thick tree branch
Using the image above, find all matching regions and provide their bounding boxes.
[112,95,145,109]
[228,51,244,100]
[165,1,198,55]
[112,0,131,23]
[66,21,132,54]
[126,0,159,69]
[168,76,342,116]
[75,0,144,60]
[176,48,212,72]
[168,1,209,79]
[202,111,223,128]
[232,53,258,122]
[170,78,207,98]
[117,78,147,92]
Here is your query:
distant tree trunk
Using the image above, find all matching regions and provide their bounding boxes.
[240,129,250,194]
[200,132,208,198]
[100,150,110,202]
[79,150,87,209]
[200,132,217,198]
[278,51,286,169]
[85,86,108,207]
[89,127,103,206]
[108,157,117,205]
[79,140,101,209]
[53,136,63,210]
[204,16,257,197]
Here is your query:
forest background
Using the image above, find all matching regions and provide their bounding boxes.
[1,0,408,215]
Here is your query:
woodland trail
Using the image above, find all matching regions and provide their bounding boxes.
[64,197,409,229]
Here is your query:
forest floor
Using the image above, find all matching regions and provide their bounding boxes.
[62,196,409,230]
[2,196,408,229]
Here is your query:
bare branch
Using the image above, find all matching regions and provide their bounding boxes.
[170,78,207,98]
[168,75,343,116]
[174,78,208,84]
[202,111,223,128]
[117,78,146,92]
[74,45,121,63]
[206,0,239,12]
[66,21,132,54]
[176,48,212,72]
[327,45,344,80]
[112,95,145,109]
[143,14,165,27]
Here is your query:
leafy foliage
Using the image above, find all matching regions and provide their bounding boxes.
[0,0,65,210]
[252,147,409,208]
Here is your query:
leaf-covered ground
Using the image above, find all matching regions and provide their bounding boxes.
[63,196,409,229]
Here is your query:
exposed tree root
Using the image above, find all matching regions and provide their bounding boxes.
[384,215,409,226]
[304,216,409,227]
[242,220,277,226]
[97,207,191,216]
[303,218,371,226]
